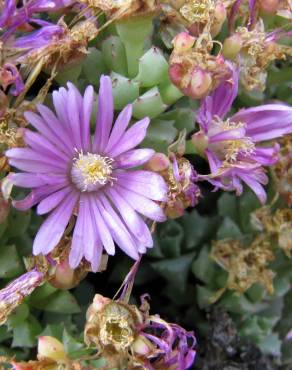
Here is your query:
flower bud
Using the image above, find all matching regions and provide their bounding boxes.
[145,153,170,172]
[169,63,184,86]
[172,32,196,52]
[165,199,185,219]
[188,68,212,99]
[132,335,154,355]
[223,34,243,60]
[191,131,209,157]
[211,2,227,37]
[37,336,67,362]
[49,260,76,290]
[259,0,279,14]
[86,294,111,320]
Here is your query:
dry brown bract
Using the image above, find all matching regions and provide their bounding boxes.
[211,236,275,294]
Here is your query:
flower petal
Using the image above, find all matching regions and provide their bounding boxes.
[69,196,86,269]
[33,190,78,255]
[8,158,65,174]
[6,148,68,170]
[239,174,267,204]
[8,172,68,188]
[198,63,238,128]
[116,170,167,201]
[90,194,115,255]
[109,117,150,158]
[83,195,102,272]
[98,193,139,260]
[24,129,70,161]
[106,187,153,248]
[24,111,72,155]
[114,149,155,169]
[209,127,246,143]
[37,186,73,215]
[114,184,166,222]
[66,83,83,150]
[93,75,114,153]
[36,103,74,153]
[232,104,292,142]
[81,85,94,152]
[105,104,132,153]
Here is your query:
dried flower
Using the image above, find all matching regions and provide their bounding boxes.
[211,236,275,294]
[79,0,158,20]
[6,76,167,271]
[162,0,228,37]
[273,135,292,206]
[85,293,196,369]
[146,151,200,218]
[169,31,231,99]
[231,24,292,91]
[252,207,292,256]
[4,19,99,71]
[193,63,292,203]
[0,63,24,96]
[163,154,201,218]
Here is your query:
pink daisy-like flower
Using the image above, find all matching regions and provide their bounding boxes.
[193,64,292,204]
[6,76,167,271]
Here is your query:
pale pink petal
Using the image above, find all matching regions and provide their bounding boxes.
[33,190,79,255]
[6,148,68,170]
[116,170,167,201]
[114,184,166,222]
[105,104,132,153]
[93,75,114,153]
[90,194,115,255]
[109,117,150,158]
[114,149,155,169]
[81,85,94,152]
[98,193,139,260]
[37,186,73,215]
[106,187,153,247]
[24,129,70,161]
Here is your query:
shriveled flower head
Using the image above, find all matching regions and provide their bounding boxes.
[146,152,201,218]
[192,64,292,203]
[0,63,24,96]
[223,23,292,91]
[6,76,167,271]
[169,31,231,99]
[85,293,196,369]
[4,18,98,70]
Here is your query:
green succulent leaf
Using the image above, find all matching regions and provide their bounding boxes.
[101,36,127,75]
[142,118,177,153]
[110,72,140,110]
[132,87,168,119]
[12,316,42,348]
[151,253,195,293]
[217,217,242,239]
[82,48,107,87]
[0,244,24,278]
[134,47,169,87]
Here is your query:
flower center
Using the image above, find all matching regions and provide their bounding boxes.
[71,151,114,192]
[210,118,255,163]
